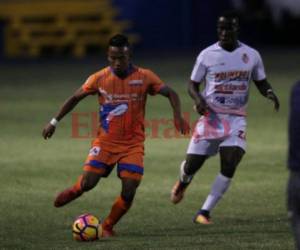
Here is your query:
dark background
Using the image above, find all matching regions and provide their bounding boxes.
[112,0,300,49]
[0,0,300,59]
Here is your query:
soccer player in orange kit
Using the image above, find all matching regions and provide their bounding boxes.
[42,34,190,237]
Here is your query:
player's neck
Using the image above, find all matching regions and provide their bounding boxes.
[110,63,135,79]
[219,41,239,52]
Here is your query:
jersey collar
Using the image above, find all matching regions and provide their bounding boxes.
[109,64,137,79]
[216,40,242,51]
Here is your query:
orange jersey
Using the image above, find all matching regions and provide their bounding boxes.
[82,65,164,152]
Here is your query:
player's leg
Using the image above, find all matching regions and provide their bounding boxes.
[171,135,220,204]
[194,146,244,224]
[220,146,245,178]
[194,115,247,224]
[101,149,143,237]
[171,154,208,204]
[54,171,103,207]
[54,145,113,207]
[102,177,141,237]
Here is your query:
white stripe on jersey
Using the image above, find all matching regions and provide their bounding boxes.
[191,41,266,116]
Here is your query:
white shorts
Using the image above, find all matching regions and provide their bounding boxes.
[187,113,246,156]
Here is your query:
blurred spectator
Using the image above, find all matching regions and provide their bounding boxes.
[265,0,300,24]
[231,0,300,45]
[288,80,300,250]
[232,0,300,23]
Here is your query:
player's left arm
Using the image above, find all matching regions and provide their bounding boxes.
[254,79,280,111]
[158,85,190,134]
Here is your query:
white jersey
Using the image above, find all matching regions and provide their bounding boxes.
[191,41,266,116]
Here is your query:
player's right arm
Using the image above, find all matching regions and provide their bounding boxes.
[189,51,210,115]
[42,87,94,139]
[188,80,209,115]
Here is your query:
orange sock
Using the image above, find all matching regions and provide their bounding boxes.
[54,175,83,207]
[102,196,132,230]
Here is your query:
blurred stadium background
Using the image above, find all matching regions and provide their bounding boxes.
[0,0,300,58]
[1,0,300,249]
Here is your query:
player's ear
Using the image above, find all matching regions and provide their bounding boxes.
[107,47,111,61]
[106,47,111,62]
[124,46,131,59]
[233,18,240,32]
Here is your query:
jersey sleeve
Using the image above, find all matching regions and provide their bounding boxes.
[251,50,266,81]
[81,74,98,94]
[146,70,165,96]
[191,51,207,82]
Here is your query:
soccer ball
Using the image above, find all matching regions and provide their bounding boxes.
[72,213,101,241]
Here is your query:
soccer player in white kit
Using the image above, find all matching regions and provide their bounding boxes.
[170,11,280,224]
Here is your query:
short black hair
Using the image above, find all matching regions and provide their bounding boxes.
[109,34,130,47]
[219,10,240,21]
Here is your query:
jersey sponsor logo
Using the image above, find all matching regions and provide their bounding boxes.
[215,83,247,94]
[208,62,226,67]
[242,53,249,64]
[106,104,128,122]
[100,103,128,132]
[98,87,113,102]
[98,87,143,103]
[214,71,250,82]
[215,95,247,106]
[89,146,101,156]
[129,79,143,85]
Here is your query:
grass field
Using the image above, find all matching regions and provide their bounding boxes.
[1,49,299,249]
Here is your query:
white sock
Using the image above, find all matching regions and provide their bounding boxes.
[201,173,231,212]
[179,161,193,183]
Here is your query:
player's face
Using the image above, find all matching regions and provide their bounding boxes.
[217,17,239,49]
[107,46,130,76]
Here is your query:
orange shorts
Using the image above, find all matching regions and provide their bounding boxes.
[83,143,144,181]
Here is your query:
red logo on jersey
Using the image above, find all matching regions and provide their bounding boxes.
[242,53,249,64]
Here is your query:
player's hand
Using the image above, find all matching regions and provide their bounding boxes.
[267,91,280,111]
[174,115,190,135]
[42,123,56,139]
[194,99,209,115]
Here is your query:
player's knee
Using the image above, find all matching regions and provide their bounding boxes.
[184,154,207,175]
[221,169,235,179]
[121,178,140,202]
[220,147,244,178]
[184,162,197,175]
[121,190,136,203]
[220,165,236,178]
[80,172,101,191]
[81,178,97,191]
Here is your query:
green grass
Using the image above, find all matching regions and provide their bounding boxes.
[0,50,299,249]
